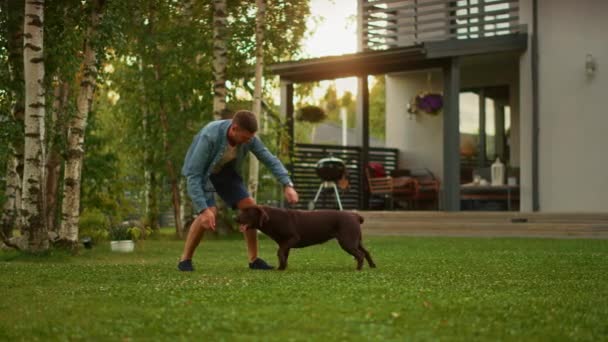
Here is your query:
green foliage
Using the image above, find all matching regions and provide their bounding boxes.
[296,105,326,123]
[106,225,150,242]
[108,226,132,241]
[369,76,386,141]
[315,76,386,142]
[1,0,311,234]
[79,208,111,243]
[1,237,608,340]
[0,0,23,196]
[81,110,135,226]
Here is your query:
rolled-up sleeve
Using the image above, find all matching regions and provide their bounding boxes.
[182,134,214,213]
[249,137,292,186]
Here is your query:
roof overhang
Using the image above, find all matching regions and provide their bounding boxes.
[269,33,528,83]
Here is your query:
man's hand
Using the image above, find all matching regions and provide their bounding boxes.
[284,186,299,205]
[195,207,217,231]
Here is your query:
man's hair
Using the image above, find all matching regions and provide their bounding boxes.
[232,110,258,133]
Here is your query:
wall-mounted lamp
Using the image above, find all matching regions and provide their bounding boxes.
[585,53,597,77]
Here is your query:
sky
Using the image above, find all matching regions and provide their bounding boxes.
[300,0,359,98]
[301,0,357,58]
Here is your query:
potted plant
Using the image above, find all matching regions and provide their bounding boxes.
[109,226,135,252]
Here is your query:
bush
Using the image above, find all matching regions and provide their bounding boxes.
[108,226,131,241]
[79,208,111,243]
[108,226,151,242]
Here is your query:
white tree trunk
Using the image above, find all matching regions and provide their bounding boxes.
[248,0,266,200]
[212,0,231,234]
[1,154,21,238]
[21,0,47,252]
[59,0,104,245]
[212,0,228,119]
[1,0,25,240]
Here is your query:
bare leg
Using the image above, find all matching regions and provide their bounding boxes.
[237,197,258,262]
[180,207,217,261]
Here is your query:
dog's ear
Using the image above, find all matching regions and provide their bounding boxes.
[256,206,269,227]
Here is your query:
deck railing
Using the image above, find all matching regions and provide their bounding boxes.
[291,143,399,210]
[360,0,522,50]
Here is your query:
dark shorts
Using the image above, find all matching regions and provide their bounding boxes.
[206,161,250,210]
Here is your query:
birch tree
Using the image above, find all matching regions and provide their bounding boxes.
[1,0,25,241]
[21,0,47,251]
[212,0,228,119]
[247,0,265,200]
[59,0,105,246]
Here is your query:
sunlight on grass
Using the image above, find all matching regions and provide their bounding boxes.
[1,236,607,340]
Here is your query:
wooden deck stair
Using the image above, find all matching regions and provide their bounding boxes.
[359,211,608,239]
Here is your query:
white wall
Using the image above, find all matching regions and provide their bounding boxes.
[386,70,445,180]
[386,59,519,193]
[535,0,608,212]
[386,0,608,212]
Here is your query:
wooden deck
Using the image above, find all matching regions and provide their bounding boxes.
[359,211,608,239]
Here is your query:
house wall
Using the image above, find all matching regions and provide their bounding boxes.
[385,70,445,180]
[519,0,608,212]
[385,0,608,212]
[386,60,519,200]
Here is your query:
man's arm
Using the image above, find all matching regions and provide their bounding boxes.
[249,137,298,204]
[183,134,214,213]
[248,136,292,186]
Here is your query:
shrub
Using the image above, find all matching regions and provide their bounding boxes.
[108,226,152,242]
[79,208,111,243]
[108,226,131,241]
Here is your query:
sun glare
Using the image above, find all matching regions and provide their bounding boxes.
[271,1,361,104]
[302,0,357,59]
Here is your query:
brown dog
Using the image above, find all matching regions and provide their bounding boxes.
[236,205,376,271]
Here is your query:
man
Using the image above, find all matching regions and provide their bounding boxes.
[178,110,299,271]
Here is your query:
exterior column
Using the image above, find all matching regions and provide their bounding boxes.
[357,75,370,209]
[443,57,461,211]
[494,101,505,160]
[478,88,486,167]
[280,79,294,173]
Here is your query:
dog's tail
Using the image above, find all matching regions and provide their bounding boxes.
[353,212,364,224]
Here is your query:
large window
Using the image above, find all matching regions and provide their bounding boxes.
[459,86,511,169]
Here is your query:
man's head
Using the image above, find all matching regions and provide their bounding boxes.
[228,110,258,145]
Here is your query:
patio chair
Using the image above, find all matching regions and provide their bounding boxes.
[365,165,417,210]
[404,168,441,210]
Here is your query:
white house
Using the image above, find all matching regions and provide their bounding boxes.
[270,0,607,213]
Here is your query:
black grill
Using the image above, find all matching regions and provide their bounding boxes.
[315,157,346,182]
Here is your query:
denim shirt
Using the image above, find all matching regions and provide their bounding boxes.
[181,120,292,213]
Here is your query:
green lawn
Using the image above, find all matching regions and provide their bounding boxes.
[1,235,607,341]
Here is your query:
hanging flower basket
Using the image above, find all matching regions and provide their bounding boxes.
[408,93,444,116]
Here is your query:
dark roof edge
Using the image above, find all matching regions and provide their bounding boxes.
[268,33,528,82]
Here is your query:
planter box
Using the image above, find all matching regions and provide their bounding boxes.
[110,240,134,253]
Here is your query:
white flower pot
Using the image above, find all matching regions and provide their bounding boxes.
[110,240,134,253]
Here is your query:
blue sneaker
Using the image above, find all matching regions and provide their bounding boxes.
[178,259,194,272]
[249,258,274,270]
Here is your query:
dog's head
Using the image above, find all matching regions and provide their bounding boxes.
[235,206,269,231]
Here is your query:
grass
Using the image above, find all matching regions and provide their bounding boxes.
[1,234,607,341]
